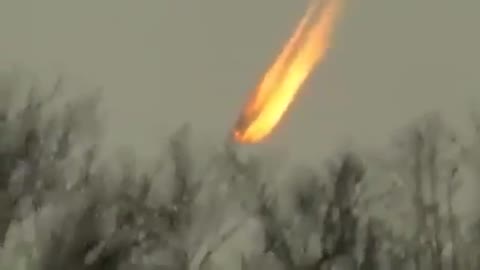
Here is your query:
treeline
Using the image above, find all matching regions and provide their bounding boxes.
[0,71,480,270]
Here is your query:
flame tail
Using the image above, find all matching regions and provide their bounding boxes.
[234,0,344,143]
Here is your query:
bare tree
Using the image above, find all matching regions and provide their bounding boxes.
[0,72,100,243]
[390,113,463,270]
[233,151,366,270]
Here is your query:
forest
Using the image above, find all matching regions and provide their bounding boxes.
[1,70,480,270]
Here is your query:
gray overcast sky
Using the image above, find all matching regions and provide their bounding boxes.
[1,0,479,162]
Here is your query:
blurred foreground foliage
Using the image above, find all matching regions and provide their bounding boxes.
[1,70,480,270]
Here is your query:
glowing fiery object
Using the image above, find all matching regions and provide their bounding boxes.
[233,0,343,143]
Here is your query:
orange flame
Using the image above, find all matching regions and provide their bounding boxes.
[233,0,343,143]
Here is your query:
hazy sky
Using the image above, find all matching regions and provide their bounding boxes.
[1,0,479,162]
